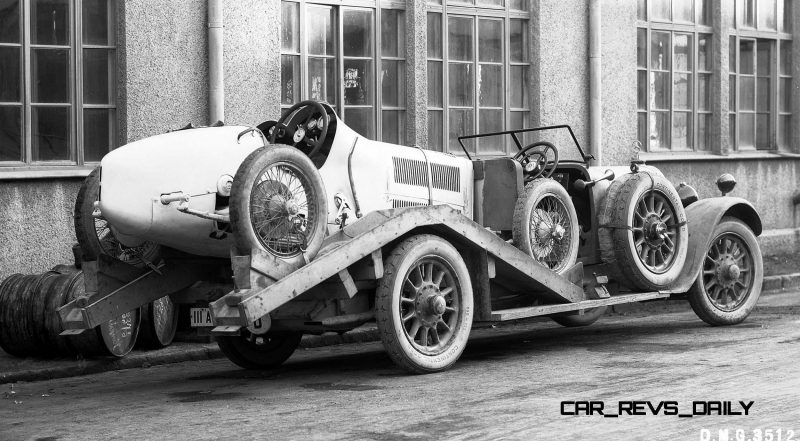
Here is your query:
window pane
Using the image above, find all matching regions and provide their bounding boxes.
[509,0,527,11]
[478,19,502,63]
[740,115,755,147]
[344,107,374,138]
[308,57,337,104]
[381,60,405,107]
[637,70,647,110]
[674,34,692,71]
[83,0,114,45]
[781,0,793,32]
[0,106,21,161]
[510,19,528,63]
[757,77,770,112]
[382,110,405,145]
[381,9,404,58]
[730,74,736,109]
[281,55,299,106]
[477,0,503,6]
[741,77,755,110]
[427,13,442,59]
[0,0,20,43]
[509,65,528,108]
[32,0,69,45]
[697,0,710,24]
[649,111,670,149]
[32,106,70,161]
[449,109,474,153]
[757,40,771,75]
[781,41,792,75]
[651,71,670,110]
[0,46,20,102]
[637,28,647,69]
[281,1,299,53]
[699,73,710,111]
[652,0,670,20]
[756,114,770,148]
[83,49,115,105]
[84,108,114,162]
[674,73,692,110]
[730,36,737,72]
[508,111,528,129]
[308,6,335,56]
[478,109,503,153]
[343,10,372,57]
[780,78,791,112]
[779,114,791,147]
[758,0,776,29]
[729,114,736,149]
[673,0,693,23]
[449,63,473,106]
[651,32,670,70]
[638,112,647,147]
[638,0,646,20]
[697,113,710,150]
[672,112,692,149]
[479,64,502,107]
[740,40,754,74]
[428,110,443,150]
[739,0,755,27]
[427,61,442,107]
[698,34,711,71]
[343,59,373,105]
[448,16,473,62]
[32,49,69,103]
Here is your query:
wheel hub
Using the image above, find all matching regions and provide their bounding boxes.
[644,216,667,246]
[715,254,741,289]
[414,285,445,327]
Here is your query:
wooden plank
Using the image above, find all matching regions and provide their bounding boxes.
[490,292,670,321]
[465,248,493,322]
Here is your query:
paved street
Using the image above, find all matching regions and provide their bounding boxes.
[2,292,799,441]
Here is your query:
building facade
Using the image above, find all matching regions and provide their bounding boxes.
[1,0,798,278]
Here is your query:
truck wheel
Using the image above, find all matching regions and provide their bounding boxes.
[550,306,607,327]
[688,218,763,326]
[599,172,688,290]
[75,167,161,267]
[513,178,580,274]
[230,146,327,266]
[217,330,303,370]
[376,235,473,374]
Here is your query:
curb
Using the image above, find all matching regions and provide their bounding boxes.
[2,275,797,385]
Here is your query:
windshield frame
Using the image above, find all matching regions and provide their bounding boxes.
[456,125,592,163]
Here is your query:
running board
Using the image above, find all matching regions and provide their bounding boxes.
[490,292,671,321]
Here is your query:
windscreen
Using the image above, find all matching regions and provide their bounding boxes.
[457,125,588,163]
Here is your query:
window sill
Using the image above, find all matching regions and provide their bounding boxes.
[0,167,95,181]
[641,150,800,162]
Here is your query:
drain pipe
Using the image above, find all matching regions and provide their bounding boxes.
[208,0,224,124]
[588,0,601,165]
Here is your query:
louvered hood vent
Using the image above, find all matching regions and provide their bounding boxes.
[392,157,461,192]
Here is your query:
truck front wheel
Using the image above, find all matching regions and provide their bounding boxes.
[376,235,473,374]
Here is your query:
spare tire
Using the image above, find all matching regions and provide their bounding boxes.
[230,145,328,266]
[599,172,688,290]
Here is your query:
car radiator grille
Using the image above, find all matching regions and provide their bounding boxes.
[392,157,461,193]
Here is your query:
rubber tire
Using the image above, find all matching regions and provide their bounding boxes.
[230,145,328,265]
[687,218,763,326]
[74,167,161,267]
[376,234,473,374]
[216,331,303,370]
[512,178,580,274]
[599,172,688,290]
[550,306,607,327]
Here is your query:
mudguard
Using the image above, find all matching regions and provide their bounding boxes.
[667,197,762,294]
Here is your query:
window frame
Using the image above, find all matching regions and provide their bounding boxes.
[0,0,118,174]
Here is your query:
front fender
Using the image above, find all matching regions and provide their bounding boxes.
[667,197,762,293]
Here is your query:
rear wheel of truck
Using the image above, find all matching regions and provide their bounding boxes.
[550,306,607,327]
[230,146,328,266]
[217,329,303,370]
[687,217,763,326]
[376,235,473,374]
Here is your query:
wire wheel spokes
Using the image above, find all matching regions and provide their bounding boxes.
[528,195,572,271]
[93,217,156,266]
[399,257,461,355]
[701,233,754,312]
[631,190,679,274]
[250,162,316,257]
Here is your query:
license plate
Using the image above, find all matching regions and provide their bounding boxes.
[190,307,214,327]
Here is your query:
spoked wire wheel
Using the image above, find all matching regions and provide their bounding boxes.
[399,257,461,355]
[93,217,159,266]
[250,162,317,257]
[631,190,680,274]
[513,179,579,274]
[699,232,755,312]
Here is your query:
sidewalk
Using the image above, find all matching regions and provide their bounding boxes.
[2,272,798,385]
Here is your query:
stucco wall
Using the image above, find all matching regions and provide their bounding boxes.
[0,180,81,279]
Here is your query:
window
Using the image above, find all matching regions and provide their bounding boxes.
[427,1,529,155]
[730,0,792,150]
[0,0,117,168]
[637,0,712,152]
[280,1,406,144]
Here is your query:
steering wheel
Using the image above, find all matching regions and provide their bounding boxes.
[269,100,330,158]
[513,141,559,181]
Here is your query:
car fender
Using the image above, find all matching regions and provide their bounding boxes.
[669,197,762,293]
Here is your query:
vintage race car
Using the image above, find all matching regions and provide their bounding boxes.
[73,100,764,373]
